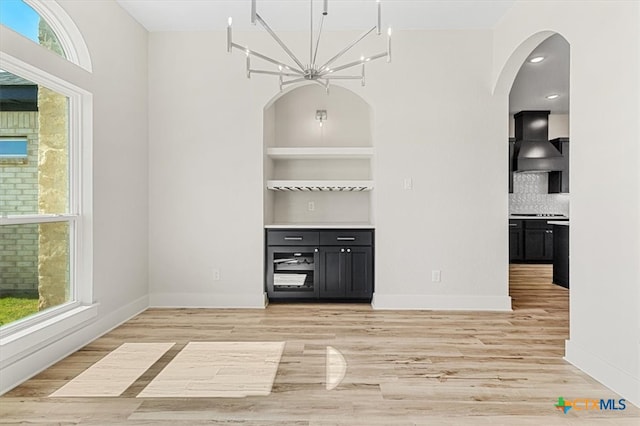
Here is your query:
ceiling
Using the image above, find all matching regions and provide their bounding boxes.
[115,0,569,114]
[116,1,516,32]
[509,34,570,114]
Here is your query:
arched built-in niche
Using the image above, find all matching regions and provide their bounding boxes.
[263,84,375,226]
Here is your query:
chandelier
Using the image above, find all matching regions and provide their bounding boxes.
[227,0,392,92]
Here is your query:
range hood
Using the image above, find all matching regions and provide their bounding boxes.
[513,110,564,173]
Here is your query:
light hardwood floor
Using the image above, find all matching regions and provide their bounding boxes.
[1,264,638,425]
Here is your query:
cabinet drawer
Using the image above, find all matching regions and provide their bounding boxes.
[320,230,373,246]
[524,220,557,229]
[509,220,522,229]
[267,231,319,246]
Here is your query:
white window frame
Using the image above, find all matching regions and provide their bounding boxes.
[0,51,95,367]
[23,0,93,72]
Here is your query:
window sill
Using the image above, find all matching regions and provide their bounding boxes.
[0,303,98,369]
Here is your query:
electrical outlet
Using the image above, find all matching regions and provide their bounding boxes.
[213,269,221,281]
[308,201,315,211]
[431,270,441,283]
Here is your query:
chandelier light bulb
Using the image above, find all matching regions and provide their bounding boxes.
[228,17,232,26]
[388,27,392,36]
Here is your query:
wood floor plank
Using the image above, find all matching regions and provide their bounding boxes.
[1,264,638,424]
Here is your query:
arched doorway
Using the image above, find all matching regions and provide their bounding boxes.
[496,31,572,318]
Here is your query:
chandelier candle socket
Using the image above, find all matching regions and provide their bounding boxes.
[227,0,392,92]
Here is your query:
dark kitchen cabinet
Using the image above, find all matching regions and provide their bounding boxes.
[524,228,554,261]
[548,138,570,193]
[319,246,373,299]
[552,224,569,288]
[510,219,567,263]
[266,229,374,302]
[509,220,523,262]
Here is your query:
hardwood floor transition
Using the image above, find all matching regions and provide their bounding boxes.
[1,264,638,425]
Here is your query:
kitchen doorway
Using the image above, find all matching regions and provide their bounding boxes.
[505,33,571,321]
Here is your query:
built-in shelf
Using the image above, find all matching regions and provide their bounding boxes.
[266,147,374,160]
[267,180,374,192]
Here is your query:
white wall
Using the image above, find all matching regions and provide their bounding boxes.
[148,28,510,310]
[0,0,149,392]
[494,0,640,407]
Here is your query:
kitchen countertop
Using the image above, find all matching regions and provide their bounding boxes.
[548,221,569,226]
[509,215,569,220]
[265,223,375,229]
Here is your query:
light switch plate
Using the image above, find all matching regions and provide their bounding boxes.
[403,177,413,190]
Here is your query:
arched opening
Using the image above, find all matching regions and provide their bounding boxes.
[496,31,571,328]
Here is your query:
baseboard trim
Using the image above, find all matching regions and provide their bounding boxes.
[149,292,267,308]
[565,339,640,407]
[371,294,512,311]
[0,295,149,395]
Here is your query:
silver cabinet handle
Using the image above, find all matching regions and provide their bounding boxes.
[509,224,518,227]
[284,237,303,241]
[347,249,351,253]
[341,248,345,253]
[337,237,356,241]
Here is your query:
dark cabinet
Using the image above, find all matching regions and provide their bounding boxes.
[524,228,554,261]
[548,138,570,193]
[552,224,569,288]
[510,219,567,263]
[319,246,373,299]
[509,220,523,262]
[266,229,374,302]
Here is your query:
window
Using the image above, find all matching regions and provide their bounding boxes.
[0,0,93,378]
[0,138,28,161]
[0,0,66,59]
[0,68,74,328]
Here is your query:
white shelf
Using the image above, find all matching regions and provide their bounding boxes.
[267,180,374,192]
[266,147,374,160]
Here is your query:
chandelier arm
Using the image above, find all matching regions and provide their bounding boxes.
[322,51,388,74]
[255,13,306,70]
[250,69,302,77]
[231,43,304,75]
[323,76,363,80]
[281,77,307,86]
[312,14,325,68]
[309,0,313,66]
[312,79,329,90]
[317,26,376,73]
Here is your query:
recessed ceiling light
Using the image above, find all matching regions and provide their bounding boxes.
[546,94,560,100]
[529,56,545,63]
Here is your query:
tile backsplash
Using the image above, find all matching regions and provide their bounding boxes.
[509,173,570,216]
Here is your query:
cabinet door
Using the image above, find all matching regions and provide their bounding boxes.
[346,246,373,298]
[509,228,523,262]
[544,229,554,260]
[524,229,546,260]
[524,228,554,261]
[319,247,347,298]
